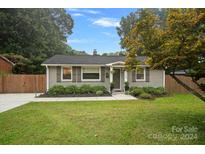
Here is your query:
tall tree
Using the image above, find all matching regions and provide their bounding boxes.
[0,8,74,73]
[119,9,205,102]
[117,8,167,50]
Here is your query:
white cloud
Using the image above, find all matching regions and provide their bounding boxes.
[85,10,99,14]
[68,8,78,12]
[92,18,120,27]
[67,39,106,44]
[72,13,84,17]
[102,32,116,37]
[67,39,89,44]
[68,8,100,15]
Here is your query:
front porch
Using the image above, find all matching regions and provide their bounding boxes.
[106,61,128,92]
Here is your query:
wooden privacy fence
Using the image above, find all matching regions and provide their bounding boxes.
[165,75,205,94]
[0,74,204,94]
[0,74,46,93]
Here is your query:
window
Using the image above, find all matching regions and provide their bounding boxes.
[81,67,101,81]
[61,66,72,81]
[136,68,146,81]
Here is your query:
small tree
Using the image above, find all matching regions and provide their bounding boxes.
[119,9,205,102]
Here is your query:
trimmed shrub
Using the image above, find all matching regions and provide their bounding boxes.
[124,82,129,91]
[129,86,167,98]
[139,92,153,99]
[47,84,108,96]
[143,87,156,95]
[154,87,167,96]
[48,85,65,95]
[74,86,81,94]
[96,90,104,96]
[91,85,106,93]
[80,84,92,94]
[110,82,114,93]
[65,85,77,94]
[143,86,167,96]
[129,87,144,97]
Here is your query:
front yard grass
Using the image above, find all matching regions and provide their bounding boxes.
[0,94,205,144]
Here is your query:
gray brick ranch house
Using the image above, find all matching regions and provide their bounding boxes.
[42,55,165,92]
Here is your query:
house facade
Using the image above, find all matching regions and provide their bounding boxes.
[42,55,165,92]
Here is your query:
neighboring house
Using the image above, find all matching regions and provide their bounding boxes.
[42,55,165,92]
[0,55,15,74]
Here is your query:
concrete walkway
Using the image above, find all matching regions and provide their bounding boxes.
[0,93,136,113]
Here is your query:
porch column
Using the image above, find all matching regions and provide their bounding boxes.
[124,70,128,82]
[110,66,113,83]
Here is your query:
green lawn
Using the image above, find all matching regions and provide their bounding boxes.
[0,94,205,144]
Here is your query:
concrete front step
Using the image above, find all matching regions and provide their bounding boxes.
[112,92,124,95]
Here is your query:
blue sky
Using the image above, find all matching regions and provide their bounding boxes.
[66,8,137,54]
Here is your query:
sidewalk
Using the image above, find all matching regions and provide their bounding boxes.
[0,93,136,113]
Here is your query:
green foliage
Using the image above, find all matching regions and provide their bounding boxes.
[124,82,129,91]
[73,86,81,94]
[48,85,107,95]
[102,51,126,56]
[80,85,93,94]
[143,87,166,96]
[139,93,153,99]
[117,8,167,51]
[65,85,76,94]
[96,90,104,96]
[155,87,167,96]
[110,82,114,92]
[91,85,106,93]
[143,87,157,95]
[0,8,74,74]
[48,85,65,95]
[129,87,144,97]
[0,94,205,144]
[118,8,205,101]
[130,86,167,98]
[0,9,73,56]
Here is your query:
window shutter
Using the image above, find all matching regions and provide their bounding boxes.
[76,66,81,82]
[56,66,61,82]
[132,70,136,82]
[72,66,81,82]
[72,66,76,82]
[145,67,150,82]
[101,67,105,82]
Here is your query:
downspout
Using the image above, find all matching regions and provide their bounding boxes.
[46,65,49,92]
[163,70,165,87]
[76,66,77,84]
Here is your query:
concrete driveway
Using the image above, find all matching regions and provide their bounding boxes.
[0,93,136,113]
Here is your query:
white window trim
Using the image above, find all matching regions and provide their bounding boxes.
[61,66,72,81]
[81,66,101,81]
[136,67,146,81]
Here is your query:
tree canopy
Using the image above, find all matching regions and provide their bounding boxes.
[118,9,205,101]
[0,8,75,73]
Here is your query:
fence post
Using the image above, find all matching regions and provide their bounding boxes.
[35,75,37,97]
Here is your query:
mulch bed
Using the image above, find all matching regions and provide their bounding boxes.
[38,92,111,98]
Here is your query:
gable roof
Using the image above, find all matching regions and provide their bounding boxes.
[0,55,15,66]
[42,55,147,65]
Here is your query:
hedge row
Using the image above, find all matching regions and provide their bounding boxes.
[48,85,107,96]
[129,86,167,99]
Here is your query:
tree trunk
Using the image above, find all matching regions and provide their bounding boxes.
[192,79,205,92]
[170,74,205,102]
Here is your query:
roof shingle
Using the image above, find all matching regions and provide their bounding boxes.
[42,55,146,65]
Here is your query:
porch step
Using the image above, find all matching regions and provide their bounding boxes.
[113,89,124,92]
[112,91,124,95]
